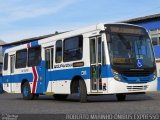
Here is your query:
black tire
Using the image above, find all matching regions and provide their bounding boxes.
[54,94,68,100]
[22,82,34,100]
[116,94,126,101]
[34,94,39,100]
[0,83,3,94]
[79,79,87,103]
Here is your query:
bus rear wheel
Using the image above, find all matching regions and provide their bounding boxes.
[116,94,126,101]
[22,82,34,100]
[79,79,87,103]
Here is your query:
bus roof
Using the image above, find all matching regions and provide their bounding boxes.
[4,23,147,54]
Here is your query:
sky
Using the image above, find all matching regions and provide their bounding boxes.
[0,0,160,43]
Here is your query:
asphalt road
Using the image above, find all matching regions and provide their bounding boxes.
[0,92,160,114]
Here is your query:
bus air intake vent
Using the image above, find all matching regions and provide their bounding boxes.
[123,70,150,77]
[127,85,148,91]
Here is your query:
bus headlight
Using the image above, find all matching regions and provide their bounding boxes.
[152,71,157,81]
[112,69,121,81]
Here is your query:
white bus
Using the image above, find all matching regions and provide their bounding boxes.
[2,23,157,102]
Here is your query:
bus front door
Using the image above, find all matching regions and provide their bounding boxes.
[90,36,103,93]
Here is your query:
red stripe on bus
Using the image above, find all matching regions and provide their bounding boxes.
[31,67,38,93]
[27,43,30,48]
[27,42,38,93]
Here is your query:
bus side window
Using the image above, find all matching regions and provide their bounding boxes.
[63,35,83,62]
[15,49,27,69]
[4,53,8,70]
[55,40,62,63]
[28,46,41,67]
[45,47,54,69]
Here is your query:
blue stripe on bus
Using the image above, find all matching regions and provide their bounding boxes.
[44,65,113,81]
[31,41,39,47]
[2,64,113,93]
[3,73,33,83]
[120,74,154,83]
[2,65,113,83]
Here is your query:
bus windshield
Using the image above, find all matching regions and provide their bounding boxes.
[107,33,155,69]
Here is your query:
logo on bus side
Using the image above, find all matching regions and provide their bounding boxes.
[21,69,29,72]
[54,63,73,68]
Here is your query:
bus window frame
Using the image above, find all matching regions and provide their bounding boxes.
[55,40,62,63]
[63,35,83,62]
[28,46,42,67]
[3,53,8,71]
[15,49,27,69]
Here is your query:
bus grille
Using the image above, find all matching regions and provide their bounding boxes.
[123,71,150,77]
[127,85,148,91]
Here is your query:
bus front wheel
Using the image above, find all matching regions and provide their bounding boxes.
[116,94,126,101]
[79,79,87,103]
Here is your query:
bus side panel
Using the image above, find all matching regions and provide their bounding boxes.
[35,61,46,94]
[3,73,33,93]
[45,67,91,94]
[101,65,113,93]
